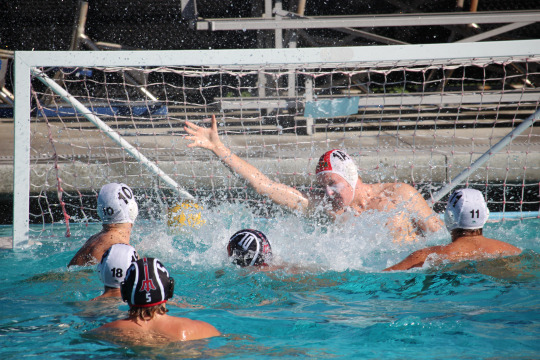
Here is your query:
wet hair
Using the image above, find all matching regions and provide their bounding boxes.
[128,303,168,321]
[453,228,483,237]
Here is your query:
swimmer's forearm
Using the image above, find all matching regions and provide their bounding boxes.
[213,143,265,184]
[384,252,426,271]
[213,144,309,212]
[185,115,309,212]
[384,261,415,271]
[406,189,444,233]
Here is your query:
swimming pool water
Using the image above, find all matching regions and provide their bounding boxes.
[0,204,539,359]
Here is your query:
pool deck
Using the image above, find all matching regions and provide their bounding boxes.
[0,237,11,249]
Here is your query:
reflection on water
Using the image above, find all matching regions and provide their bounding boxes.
[0,207,537,359]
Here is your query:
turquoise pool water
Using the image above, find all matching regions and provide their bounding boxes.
[1,204,539,359]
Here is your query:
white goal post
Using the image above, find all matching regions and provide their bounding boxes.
[13,40,540,247]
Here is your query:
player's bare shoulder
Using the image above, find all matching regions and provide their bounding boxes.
[483,236,522,255]
[392,182,419,199]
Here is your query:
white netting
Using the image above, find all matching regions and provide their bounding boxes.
[26,52,540,235]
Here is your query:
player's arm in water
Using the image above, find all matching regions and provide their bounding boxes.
[383,245,442,271]
[184,115,310,213]
[68,233,102,267]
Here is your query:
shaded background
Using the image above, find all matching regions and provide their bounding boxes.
[2,0,539,52]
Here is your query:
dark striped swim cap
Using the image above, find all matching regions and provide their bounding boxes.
[227,229,272,267]
[121,258,174,307]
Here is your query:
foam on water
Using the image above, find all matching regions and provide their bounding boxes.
[127,201,538,273]
[133,202,376,270]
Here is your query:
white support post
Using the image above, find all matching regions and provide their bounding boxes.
[287,36,297,98]
[274,1,283,49]
[13,53,32,248]
[304,76,313,135]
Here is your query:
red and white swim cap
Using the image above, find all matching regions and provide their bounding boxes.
[315,149,358,192]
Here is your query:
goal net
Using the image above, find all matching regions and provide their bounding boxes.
[13,40,540,246]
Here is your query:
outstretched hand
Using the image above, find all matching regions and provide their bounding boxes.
[184,114,222,152]
[185,114,309,213]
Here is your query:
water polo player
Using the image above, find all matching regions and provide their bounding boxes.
[68,183,138,267]
[91,243,139,300]
[227,229,273,267]
[94,258,220,342]
[384,188,522,271]
[184,115,443,242]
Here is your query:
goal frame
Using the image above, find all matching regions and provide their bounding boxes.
[13,39,540,247]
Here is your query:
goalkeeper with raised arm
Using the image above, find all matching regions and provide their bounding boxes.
[184,115,443,242]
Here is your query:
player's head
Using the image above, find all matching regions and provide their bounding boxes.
[227,229,272,267]
[97,183,138,224]
[315,149,358,206]
[121,258,175,308]
[97,244,139,288]
[444,188,489,231]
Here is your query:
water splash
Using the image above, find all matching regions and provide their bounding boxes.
[133,202,450,272]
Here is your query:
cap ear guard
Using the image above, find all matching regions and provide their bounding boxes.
[444,206,458,231]
[128,200,139,223]
[229,248,257,267]
[121,280,128,303]
[97,247,112,285]
[120,263,135,303]
[167,277,175,300]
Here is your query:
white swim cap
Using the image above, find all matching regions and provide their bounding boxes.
[444,188,489,231]
[97,244,139,288]
[97,183,138,224]
[315,149,358,192]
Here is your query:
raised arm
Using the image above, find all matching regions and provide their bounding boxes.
[184,115,309,213]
